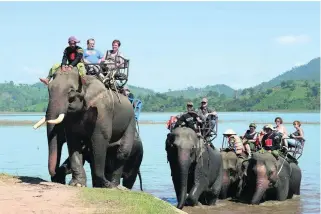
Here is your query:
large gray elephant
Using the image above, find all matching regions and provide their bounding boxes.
[165,127,223,210]
[219,150,247,199]
[33,67,138,188]
[238,151,298,204]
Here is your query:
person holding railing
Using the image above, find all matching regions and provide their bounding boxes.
[287,120,305,148]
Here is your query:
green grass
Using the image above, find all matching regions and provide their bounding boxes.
[80,188,181,214]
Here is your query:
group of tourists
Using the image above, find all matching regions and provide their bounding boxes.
[39,36,142,121]
[223,117,305,160]
[167,98,218,147]
[168,101,305,160]
[39,36,127,87]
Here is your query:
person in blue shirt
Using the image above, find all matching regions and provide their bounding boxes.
[83,38,104,64]
[122,86,143,121]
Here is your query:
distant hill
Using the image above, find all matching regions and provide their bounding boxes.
[0,57,319,112]
[254,57,320,91]
[163,84,235,99]
[139,80,320,112]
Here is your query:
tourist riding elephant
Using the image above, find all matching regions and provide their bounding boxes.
[165,127,223,210]
[33,67,138,188]
[219,150,246,199]
[239,151,292,204]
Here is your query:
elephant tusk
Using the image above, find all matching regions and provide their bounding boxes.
[33,116,46,129]
[47,114,65,124]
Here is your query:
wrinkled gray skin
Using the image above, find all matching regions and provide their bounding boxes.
[288,162,301,198]
[43,68,137,188]
[55,130,144,190]
[239,152,292,204]
[219,150,246,199]
[165,127,223,210]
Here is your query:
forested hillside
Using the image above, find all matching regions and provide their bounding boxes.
[140,80,320,112]
[0,57,319,112]
[163,84,235,99]
[253,57,320,91]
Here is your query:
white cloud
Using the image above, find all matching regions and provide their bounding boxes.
[275,34,311,45]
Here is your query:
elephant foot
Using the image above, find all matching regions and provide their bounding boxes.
[69,178,86,187]
[102,181,118,188]
[51,174,66,184]
[185,195,198,207]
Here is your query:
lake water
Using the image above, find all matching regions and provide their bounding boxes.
[0,112,319,214]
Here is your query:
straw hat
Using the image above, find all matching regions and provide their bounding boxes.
[223,129,236,135]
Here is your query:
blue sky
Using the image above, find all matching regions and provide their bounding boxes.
[0,1,319,92]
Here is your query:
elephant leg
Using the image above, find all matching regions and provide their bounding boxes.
[66,135,87,187]
[91,129,112,188]
[122,159,143,190]
[185,161,209,206]
[208,162,224,205]
[110,120,136,187]
[52,158,71,184]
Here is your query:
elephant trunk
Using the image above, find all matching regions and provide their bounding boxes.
[176,149,191,209]
[251,163,269,204]
[219,169,230,199]
[46,94,68,177]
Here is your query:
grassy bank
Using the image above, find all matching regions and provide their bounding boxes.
[80,188,182,214]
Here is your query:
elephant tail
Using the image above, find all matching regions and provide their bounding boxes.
[138,169,143,191]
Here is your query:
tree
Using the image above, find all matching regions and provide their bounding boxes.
[248,88,255,97]
[266,89,273,95]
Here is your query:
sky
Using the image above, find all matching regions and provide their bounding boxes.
[0,1,319,92]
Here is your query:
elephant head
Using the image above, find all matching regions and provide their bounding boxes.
[165,127,202,209]
[246,152,279,204]
[33,68,91,177]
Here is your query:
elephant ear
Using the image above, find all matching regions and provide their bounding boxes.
[165,133,174,151]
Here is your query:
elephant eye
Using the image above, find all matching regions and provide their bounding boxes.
[68,96,75,103]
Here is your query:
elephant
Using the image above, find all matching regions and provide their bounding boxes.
[219,150,247,199]
[238,151,295,204]
[33,67,139,188]
[165,126,223,210]
[55,129,144,190]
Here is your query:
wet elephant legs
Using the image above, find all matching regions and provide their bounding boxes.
[54,144,90,185]
[65,134,87,187]
[185,177,208,206]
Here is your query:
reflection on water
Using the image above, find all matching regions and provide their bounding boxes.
[0,112,319,214]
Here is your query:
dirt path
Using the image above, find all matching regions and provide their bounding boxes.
[0,174,93,214]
